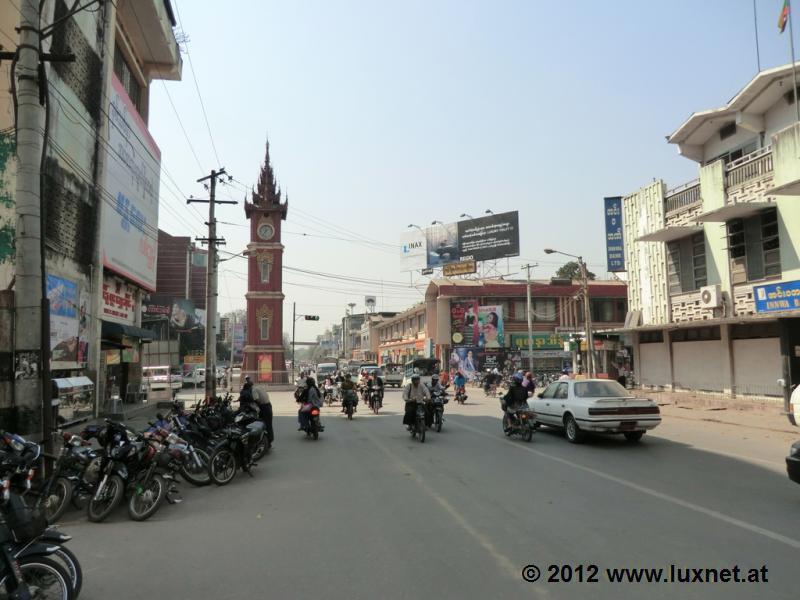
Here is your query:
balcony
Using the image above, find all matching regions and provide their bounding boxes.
[664,179,702,226]
[724,146,774,204]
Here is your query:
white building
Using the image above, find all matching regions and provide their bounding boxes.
[621,63,800,406]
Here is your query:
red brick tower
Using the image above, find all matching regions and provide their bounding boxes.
[242,142,288,383]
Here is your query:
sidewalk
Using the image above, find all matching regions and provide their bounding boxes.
[642,388,797,435]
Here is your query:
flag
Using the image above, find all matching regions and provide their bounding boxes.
[779,0,790,33]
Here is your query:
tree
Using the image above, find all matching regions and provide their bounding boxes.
[555,261,596,281]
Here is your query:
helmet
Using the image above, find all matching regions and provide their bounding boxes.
[431,374,439,381]
[345,373,351,380]
[513,373,524,383]
[411,373,421,381]
[562,368,569,374]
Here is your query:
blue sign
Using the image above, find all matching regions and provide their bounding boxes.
[754,279,800,313]
[604,196,625,272]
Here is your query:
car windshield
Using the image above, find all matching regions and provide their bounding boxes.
[574,381,633,398]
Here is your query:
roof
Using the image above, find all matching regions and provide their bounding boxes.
[424,278,627,300]
[668,62,800,148]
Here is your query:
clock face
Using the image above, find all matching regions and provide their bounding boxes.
[257,223,275,240]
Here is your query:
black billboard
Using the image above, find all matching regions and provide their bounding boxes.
[456,211,520,262]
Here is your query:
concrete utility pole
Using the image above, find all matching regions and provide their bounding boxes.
[580,258,595,378]
[522,263,538,375]
[188,168,235,400]
[13,0,46,435]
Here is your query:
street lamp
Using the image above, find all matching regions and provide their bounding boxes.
[485,209,494,215]
[459,213,474,219]
[431,220,445,226]
[543,248,594,378]
[407,224,423,232]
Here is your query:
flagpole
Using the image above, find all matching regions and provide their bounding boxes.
[789,0,800,121]
[754,0,762,71]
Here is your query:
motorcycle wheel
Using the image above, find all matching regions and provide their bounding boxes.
[373,401,379,415]
[180,447,211,486]
[15,556,73,600]
[435,414,442,433]
[523,428,533,443]
[53,545,83,598]
[251,436,268,461]
[417,420,426,443]
[128,473,167,521]
[44,477,73,524]
[209,448,238,486]
[87,474,124,523]
[312,424,319,441]
[347,407,353,421]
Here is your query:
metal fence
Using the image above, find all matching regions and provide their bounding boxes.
[664,179,701,214]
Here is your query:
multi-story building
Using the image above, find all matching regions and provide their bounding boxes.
[621,63,800,402]
[0,1,182,424]
[376,304,428,366]
[357,312,398,363]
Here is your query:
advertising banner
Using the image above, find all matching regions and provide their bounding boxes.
[233,322,245,356]
[258,354,273,382]
[457,211,520,262]
[447,347,479,381]
[78,289,90,366]
[478,305,504,349]
[754,279,800,313]
[477,349,505,372]
[142,296,205,332]
[510,333,569,351]
[400,230,427,270]
[425,222,459,268]
[102,73,161,291]
[102,275,136,324]
[449,300,479,346]
[604,196,625,272]
[47,275,80,368]
[443,260,477,277]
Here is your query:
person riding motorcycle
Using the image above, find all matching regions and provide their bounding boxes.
[366,372,385,409]
[239,377,274,447]
[340,372,357,413]
[402,373,430,430]
[502,373,530,433]
[426,374,447,428]
[297,377,324,431]
[453,371,466,395]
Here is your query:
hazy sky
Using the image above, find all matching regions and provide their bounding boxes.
[149,0,798,341]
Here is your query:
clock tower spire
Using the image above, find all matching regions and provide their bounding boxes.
[243,141,288,383]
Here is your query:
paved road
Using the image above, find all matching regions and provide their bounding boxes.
[61,388,800,599]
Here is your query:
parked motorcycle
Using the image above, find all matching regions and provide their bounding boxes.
[208,407,266,485]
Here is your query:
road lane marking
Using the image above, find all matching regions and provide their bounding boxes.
[449,418,800,551]
[355,422,550,598]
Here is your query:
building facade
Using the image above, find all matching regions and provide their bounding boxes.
[0,1,181,426]
[621,63,800,402]
[376,304,428,365]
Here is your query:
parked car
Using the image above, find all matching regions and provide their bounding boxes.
[184,367,205,386]
[529,379,661,443]
[142,366,171,391]
[382,363,404,387]
[169,367,183,392]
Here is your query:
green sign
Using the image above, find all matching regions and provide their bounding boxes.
[510,333,569,351]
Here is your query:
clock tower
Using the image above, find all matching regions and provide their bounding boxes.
[243,142,288,383]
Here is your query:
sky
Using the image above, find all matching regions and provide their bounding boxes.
[148,0,800,342]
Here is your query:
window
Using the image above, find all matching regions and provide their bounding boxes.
[671,326,720,342]
[639,330,664,343]
[691,233,707,289]
[541,382,560,399]
[554,383,569,399]
[590,299,620,322]
[667,243,681,295]
[260,317,270,340]
[259,259,271,283]
[574,381,631,398]
[726,209,781,283]
[418,313,426,331]
[761,208,781,278]
[532,299,556,321]
[113,44,142,114]
[719,122,737,140]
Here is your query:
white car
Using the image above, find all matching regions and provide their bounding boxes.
[530,379,661,443]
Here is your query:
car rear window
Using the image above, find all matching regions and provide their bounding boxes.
[574,381,632,398]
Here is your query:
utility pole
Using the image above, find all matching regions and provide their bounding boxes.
[187,168,236,400]
[292,302,296,383]
[580,258,595,378]
[12,0,46,436]
[522,263,538,375]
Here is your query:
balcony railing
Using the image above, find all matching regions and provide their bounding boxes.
[664,179,701,214]
[725,146,773,189]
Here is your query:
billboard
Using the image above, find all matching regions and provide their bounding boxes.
[604,197,625,272]
[449,300,479,346]
[478,305,504,349]
[101,73,161,291]
[447,347,479,381]
[443,260,477,277]
[47,275,80,369]
[400,230,427,270]
[457,211,520,262]
[102,274,137,324]
[754,279,800,313]
[142,296,205,332]
[510,333,569,351]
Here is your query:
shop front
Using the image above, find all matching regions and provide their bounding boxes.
[508,333,571,374]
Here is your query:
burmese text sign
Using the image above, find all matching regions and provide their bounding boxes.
[604,197,625,272]
[457,211,519,262]
[449,300,479,346]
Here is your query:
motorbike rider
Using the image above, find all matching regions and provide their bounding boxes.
[340,372,357,413]
[453,371,467,398]
[502,372,530,433]
[522,371,536,397]
[402,373,431,430]
[298,376,323,431]
[426,374,447,427]
[366,371,385,408]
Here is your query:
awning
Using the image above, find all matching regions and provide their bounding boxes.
[52,376,94,399]
[767,179,800,196]
[101,320,155,342]
[693,202,773,222]
[635,225,703,243]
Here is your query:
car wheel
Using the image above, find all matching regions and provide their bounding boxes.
[623,431,644,442]
[564,414,585,444]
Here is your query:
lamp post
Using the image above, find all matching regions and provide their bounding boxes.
[459,213,474,219]
[521,263,538,374]
[544,248,594,378]
[484,209,494,215]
